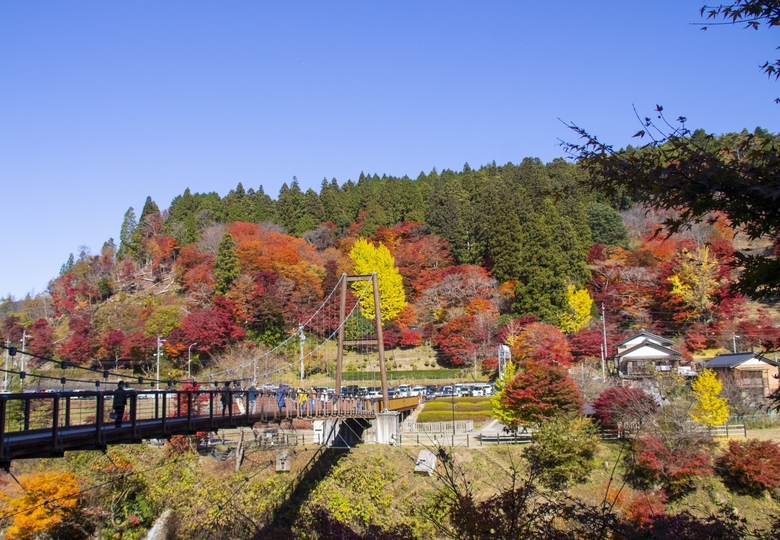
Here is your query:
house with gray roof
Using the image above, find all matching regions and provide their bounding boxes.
[614,329,682,383]
[705,352,780,401]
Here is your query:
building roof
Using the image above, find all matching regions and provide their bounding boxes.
[616,329,674,348]
[615,340,682,360]
[705,352,780,369]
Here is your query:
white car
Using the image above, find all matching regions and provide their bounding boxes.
[411,385,425,396]
[398,384,411,397]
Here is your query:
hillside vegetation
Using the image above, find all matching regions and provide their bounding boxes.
[2,146,778,391]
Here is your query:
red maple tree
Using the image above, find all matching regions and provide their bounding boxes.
[501,360,583,424]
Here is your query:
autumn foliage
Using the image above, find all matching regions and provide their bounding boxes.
[592,386,657,430]
[1,471,80,540]
[510,322,573,366]
[500,361,583,425]
[715,439,780,494]
[632,435,712,496]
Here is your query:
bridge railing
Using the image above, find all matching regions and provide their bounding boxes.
[0,389,377,436]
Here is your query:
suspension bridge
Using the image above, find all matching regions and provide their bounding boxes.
[0,274,420,468]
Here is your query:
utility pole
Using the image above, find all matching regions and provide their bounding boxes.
[156,336,165,390]
[20,330,29,375]
[600,303,608,380]
[299,325,306,386]
[20,331,29,393]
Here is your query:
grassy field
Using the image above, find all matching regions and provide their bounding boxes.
[416,396,493,423]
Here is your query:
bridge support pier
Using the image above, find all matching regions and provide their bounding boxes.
[374,411,400,445]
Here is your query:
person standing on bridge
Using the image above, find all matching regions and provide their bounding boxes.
[220,382,232,416]
[112,381,128,427]
[247,383,258,414]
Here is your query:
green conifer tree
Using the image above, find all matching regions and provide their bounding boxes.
[117,207,140,260]
[214,233,239,296]
[587,202,629,248]
[513,200,570,322]
[253,185,277,224]
[223,183,254,223]
[277,178,307,235]
[138,196,160,224]
[479,180,523,282]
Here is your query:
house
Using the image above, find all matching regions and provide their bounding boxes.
[614,329,682,380]
[705,352,780,402]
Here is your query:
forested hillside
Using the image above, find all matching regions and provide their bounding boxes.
[1,142,778,380]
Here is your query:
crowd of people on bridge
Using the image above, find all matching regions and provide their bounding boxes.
[107,380,376,427]
[214,382,371,417]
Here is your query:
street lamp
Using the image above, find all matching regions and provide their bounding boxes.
[188,342,198,379]
[156,336,166,390]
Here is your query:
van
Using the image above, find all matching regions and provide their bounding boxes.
[398,384,411,397]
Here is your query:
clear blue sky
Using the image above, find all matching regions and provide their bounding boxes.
[1,1,777,299]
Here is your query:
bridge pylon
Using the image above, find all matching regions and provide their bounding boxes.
[335,273,389,411]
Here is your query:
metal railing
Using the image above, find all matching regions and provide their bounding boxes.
[0,389,377,464]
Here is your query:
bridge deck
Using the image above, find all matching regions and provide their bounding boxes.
[0,389,389,465]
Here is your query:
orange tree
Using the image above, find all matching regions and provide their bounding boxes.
[1,471,80,539]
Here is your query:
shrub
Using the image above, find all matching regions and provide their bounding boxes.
[592,386,657,431]
[416,410,492,423]
[623,490,667,529]
[400,329,423,348]
[632,436,712,496]
[523,414,599,489]
[715,439,780,494]
[481,357,498,376]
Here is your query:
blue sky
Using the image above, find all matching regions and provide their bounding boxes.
[1,1,777,299]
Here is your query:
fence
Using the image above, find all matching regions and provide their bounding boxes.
[726,413,779,429]
[402,420,473,433]
[709,424,747,438]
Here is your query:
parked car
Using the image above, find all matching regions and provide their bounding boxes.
[411,385,425,396]
[398,384,411,397]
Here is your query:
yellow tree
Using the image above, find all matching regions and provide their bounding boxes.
[491,361,519,430]
[690,368,729,428]
[557,285,593,334]
[667,245,720,323]
[349,238,406,322]
[2,471,80,540]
